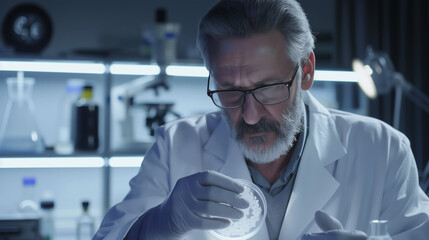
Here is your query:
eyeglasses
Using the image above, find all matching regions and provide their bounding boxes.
[207,65,299,109]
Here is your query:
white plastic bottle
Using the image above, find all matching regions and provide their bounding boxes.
[18,176,40,217]
[77,201,95,240]
[368,220,393,240]
[40,200,55,240]
[54,79,84,154]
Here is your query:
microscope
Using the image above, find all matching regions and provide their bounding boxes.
[111,8,181,152]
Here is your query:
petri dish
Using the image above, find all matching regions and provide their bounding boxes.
[209,179,267,240]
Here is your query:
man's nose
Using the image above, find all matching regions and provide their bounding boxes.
[242,94,264,125]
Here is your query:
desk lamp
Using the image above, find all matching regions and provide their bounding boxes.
[352,47,429,129]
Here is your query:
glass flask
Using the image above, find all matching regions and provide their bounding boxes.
[0,72,45,153]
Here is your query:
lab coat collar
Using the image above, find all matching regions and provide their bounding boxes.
[204,115,252,180]
[279,91,347,239]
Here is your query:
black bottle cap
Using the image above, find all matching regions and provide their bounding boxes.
[40,201,54,209]
[156,8,167,23]
[83,85,93,90]
[82,201,90,209]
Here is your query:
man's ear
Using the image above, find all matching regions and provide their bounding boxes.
[301,51,315,91]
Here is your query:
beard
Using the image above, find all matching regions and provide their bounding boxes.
[223,89,303,164]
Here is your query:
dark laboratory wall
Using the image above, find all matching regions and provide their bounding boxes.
[0,0,218,59]
[0,0,337,64]
[335,0,429,175]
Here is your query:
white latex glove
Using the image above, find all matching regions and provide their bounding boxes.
[301,210,368,240]
[143,170,249,239]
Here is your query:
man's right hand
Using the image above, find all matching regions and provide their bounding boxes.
[145,170,249,239]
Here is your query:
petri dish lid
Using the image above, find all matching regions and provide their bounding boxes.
[209,179,267,240]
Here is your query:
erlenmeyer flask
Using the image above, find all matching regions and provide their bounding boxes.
[0,72,45,153]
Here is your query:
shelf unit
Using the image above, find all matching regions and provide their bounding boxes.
[0,58,360,163]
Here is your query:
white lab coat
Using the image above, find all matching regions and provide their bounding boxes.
[95,91,429,240]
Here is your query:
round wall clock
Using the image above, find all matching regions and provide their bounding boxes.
[2,4,53,53]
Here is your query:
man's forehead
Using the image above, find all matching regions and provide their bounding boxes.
[209,31,288,70]
[214,36,281,59]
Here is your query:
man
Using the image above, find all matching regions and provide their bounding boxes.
[95,0,429,239]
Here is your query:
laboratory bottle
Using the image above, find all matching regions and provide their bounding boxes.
[40,200,55,240]
[18,176,40,216]
[153,8,181,66]
[367,220,393,240]
[76,201,95,240]
[73,85,99,151]
[54,79,84,154]
[0,72,45,153]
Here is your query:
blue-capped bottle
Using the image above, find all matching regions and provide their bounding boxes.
[18,176,40,217]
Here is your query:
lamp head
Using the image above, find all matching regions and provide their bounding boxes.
[353,47,396,99]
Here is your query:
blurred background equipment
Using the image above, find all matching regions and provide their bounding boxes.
[111,75,180,150]
[0,217,40,240]
[111,8,181,151]
[0,176,41,240]
[143,102,180,136]
[353,47,429,129]
[0,71,45,153]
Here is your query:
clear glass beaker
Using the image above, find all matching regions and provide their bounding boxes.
[0,73,45,153]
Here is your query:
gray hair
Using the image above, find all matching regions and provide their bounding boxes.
[196,0,315,70]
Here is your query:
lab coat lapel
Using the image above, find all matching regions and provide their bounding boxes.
[204,118,252,181]
[278,92,346,240]
[204,118,270,239]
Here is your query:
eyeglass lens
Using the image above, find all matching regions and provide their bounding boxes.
[212,84,290,108]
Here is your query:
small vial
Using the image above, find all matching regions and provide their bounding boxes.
[40,201,55,240]
[368,220,392,240]
[77,201,95,240]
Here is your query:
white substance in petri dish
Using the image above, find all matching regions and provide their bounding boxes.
[209,179,267,240]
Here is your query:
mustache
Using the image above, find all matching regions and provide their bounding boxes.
[235,117,280,138]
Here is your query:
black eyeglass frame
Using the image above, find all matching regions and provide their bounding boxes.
[206,65,299,109]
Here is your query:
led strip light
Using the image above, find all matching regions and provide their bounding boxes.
[0,156,144,168]
[0,157,105,168]
[0,60,358,82]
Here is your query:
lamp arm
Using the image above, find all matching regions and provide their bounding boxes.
[394,73,429,114]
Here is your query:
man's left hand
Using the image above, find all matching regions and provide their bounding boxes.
[301,210,368,240]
